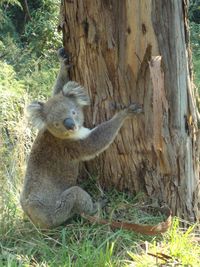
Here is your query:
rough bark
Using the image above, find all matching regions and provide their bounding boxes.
[60,0,200,221]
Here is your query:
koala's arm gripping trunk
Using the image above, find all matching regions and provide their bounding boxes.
[53,48,72,95]
[53,65,70,95]
[75,111,127,161]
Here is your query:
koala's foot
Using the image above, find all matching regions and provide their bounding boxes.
[90,197,108,215]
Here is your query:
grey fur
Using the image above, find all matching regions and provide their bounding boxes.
[20,48,143,228]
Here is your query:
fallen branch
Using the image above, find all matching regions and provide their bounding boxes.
[81,206,172,235]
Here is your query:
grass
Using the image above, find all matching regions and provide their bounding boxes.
[1,165,200,267]
[0,63,200,267]
[1,199,200,266]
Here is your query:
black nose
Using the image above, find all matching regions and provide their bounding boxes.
[63,118,76,130]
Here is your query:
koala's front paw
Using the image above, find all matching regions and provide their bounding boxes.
[110,102,126,111]
[57,47,73,67]
[127,103,143,114]
[110,102,143,115]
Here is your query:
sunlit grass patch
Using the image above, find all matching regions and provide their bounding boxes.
[1,203,199,267]
[125,219,200,267]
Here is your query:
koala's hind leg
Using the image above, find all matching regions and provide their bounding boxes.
[52,186,98,226]
[26,186,98,228]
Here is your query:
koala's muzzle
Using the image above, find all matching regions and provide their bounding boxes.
[63,118,76,130]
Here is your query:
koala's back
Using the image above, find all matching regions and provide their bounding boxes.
[21,130,79,202]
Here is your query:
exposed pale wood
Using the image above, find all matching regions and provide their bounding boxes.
[60,0,200,221]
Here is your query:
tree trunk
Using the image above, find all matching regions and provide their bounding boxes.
[60,0,200,221]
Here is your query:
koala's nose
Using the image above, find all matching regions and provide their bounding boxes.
[63,118,76,130]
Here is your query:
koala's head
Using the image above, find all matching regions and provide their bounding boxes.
[27,81,90,139]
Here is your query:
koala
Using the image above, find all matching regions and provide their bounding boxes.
[20,48,143,229]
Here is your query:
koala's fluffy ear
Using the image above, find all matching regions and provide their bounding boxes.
[63,81,90,106]
[27,101,46,130]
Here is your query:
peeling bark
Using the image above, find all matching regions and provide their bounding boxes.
[61,0,200,221]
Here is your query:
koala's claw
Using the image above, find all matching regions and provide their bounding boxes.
[57,47,72,67]
[57,47,66,58]
[91,197,108,214]
[110,102,143,114]
[127,103,143,114]
[110,102,126,111]
[98,197,108,209]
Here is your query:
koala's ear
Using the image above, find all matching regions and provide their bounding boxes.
[27,101,46,130]
[63,81,90,106]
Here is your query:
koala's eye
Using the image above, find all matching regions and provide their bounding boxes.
[53,122,60,128]
[72,110,77,116]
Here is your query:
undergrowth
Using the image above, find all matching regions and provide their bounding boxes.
[1,183,200,266]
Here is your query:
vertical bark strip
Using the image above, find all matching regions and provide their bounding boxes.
[61,0,200,221]
[152,0,199,220]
